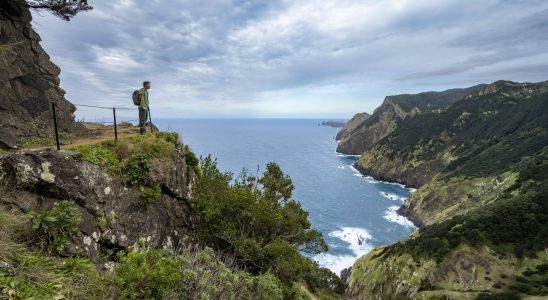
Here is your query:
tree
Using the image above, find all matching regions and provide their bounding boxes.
[26,0,92,21]
[259,162,294,207]
[192,157,329,281]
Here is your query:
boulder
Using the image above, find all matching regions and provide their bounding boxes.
[0,148,196,259]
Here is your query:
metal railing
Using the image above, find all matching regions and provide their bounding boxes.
[50,102,151,150]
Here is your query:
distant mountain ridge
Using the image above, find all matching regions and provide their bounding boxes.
[336,84,487,155]
[344,80,548,299]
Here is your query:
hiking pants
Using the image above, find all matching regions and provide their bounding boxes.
[139,108,148,127]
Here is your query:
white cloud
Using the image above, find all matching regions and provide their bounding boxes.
[31,0,548,118]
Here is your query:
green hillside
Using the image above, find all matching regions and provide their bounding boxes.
[348,80,548,299]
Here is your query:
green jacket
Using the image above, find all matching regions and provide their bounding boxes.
[139,88,149,109]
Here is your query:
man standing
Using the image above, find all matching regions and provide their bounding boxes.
[138,81,151,135]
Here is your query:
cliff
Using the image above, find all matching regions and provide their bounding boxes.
[0,0,86,150]
[0,133,195,259]
[336,85,486,155]
[346,81,548,299]
[356,80,548,224]
[335,112,369,141]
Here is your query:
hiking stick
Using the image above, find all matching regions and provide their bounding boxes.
[148,109,154,132]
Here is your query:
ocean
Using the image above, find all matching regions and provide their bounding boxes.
[155,119,416,275]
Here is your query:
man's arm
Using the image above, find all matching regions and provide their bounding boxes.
[139,93,145,109]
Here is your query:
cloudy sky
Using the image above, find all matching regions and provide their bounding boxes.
[31,0,548,119]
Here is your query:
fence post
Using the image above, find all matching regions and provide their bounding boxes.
[148,109,153,132]
[51,102,60,150]
[113,107,118,140]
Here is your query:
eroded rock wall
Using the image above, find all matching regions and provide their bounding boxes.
[0,148,196,259]
[0,0,86,149]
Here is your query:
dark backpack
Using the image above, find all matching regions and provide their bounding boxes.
[132,90,140,105]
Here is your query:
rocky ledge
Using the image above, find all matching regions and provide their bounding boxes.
[0,147,196,259]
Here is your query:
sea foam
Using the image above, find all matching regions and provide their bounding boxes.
[383,206,416,227]
[335,152,361,158]
[314,227,373,275]
[379,191,407,202]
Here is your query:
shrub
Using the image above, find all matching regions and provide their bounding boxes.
[31,200,81,252]
[77,144,120,174]
[139,184,161,206]
[191,156,338,294]
[184,145,200,177]
[0,207,105,299]
[254,273,284,300]
[123,152,151,185]
[97,211,117,229]
[114,250,182,299]
[113,247,290,300]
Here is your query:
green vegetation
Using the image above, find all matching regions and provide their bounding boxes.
[72,131,180,181]
[17,132,74,149]
[113,247,289,300]
[139,184,161,205]
[385,151,547,259]
[71,132,186,207]
[1,130,344,299]
[30,200,81,252]
[97,210,116,229]
[191,157,343,295]
[1,201,342,299]
[184,144,200,178]
[377,88,548,179]
[16,136,53,149]
[373,150,548,297]
[0,206,105,300]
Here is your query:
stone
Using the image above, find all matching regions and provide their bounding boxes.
[0,148,196,259]
[0,127,17,149]
[0,0,88,144]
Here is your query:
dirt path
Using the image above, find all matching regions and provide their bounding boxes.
[22,122,142,151]
[67,122,140,148]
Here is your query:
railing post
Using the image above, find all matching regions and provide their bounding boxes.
[113,107,118,140]
[51,102,60,150]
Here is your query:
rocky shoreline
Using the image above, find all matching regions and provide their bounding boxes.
[351,161,425,228]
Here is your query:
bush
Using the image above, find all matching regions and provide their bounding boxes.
[139,184,161,205]
[31,200,81,252]
[77,144,120,174]
[123,152,151,185]
[113,247,292,300]
[114,250,182,299]
[191,156,339,294]
[184,145,200,177]
[0,207,105,299]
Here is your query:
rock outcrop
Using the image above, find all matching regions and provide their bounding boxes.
[0,0,86,150]
[0,147,195,259]
[335,112,369,142]
[336,85,486,155]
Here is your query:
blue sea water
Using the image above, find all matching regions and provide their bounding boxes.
[155,119,416,275]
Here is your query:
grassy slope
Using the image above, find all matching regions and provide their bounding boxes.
[348,81,548,299]
[349,149,548,298]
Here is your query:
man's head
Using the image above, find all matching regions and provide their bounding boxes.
[143,81,151,89]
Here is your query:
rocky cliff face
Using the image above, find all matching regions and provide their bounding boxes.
[336,85,486,155]
[0,0,86,150]
[335,112,369,141]
[355,80,548,223]
[346,81,548,299]
[0,146,195,259]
